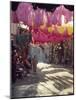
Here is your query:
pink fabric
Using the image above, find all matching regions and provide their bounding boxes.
[53,5,73,25]
[31,27,71,43]
[11,11,18,23]
[16,3,33,24]
[12,4,73,25]
[11,3,73,43]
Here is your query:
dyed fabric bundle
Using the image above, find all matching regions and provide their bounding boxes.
[11,3,73,43]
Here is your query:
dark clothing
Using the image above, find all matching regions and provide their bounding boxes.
[15,32,32,48]
[11,40,16,83]
[11,31,32,80]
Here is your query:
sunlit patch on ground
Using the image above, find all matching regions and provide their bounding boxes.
[12,63,74,98]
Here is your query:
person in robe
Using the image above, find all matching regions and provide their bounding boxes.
[15,21,32,75]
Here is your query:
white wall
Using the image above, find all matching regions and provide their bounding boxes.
[10,23,18,35]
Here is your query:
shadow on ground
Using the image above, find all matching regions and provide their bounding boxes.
[11,63,74,98]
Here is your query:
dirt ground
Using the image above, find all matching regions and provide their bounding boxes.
[11,63,74,98]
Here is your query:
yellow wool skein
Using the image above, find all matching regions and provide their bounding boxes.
[57,26,65,34]
[48,27,53,33]
[48,25,55,33]
[66,25,73,36]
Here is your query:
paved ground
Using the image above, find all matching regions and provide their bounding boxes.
[11,63,74,98]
